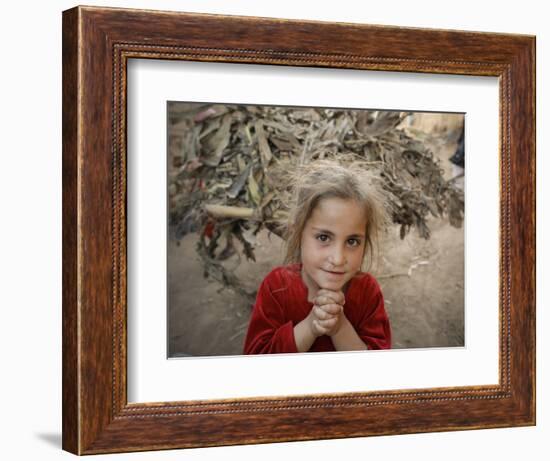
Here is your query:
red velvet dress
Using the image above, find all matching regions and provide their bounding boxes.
[243,264,391,354]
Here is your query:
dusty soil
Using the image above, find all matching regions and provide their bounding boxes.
[168,116,464,356]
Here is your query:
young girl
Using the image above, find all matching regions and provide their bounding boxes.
[243,159,391,354]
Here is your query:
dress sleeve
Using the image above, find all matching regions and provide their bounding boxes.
[356,279,392,350]
[242,276,298,354]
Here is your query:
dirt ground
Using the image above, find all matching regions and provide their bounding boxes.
[168,115,464,356]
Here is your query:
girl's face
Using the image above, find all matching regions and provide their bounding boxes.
[300,197,367,297]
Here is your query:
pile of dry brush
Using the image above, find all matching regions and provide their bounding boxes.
[168,103,464,298]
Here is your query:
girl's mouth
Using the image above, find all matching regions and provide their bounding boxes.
[323,268,346,275]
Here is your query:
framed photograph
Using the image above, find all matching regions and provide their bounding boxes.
[62,5,535,454]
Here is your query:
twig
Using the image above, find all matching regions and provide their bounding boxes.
[229,322,249,342]
[378,260,430,279]
[204,204,255,220]
[377,272,410,279]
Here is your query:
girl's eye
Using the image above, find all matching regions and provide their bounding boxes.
[347,238,361,247]
[316,234,330,242]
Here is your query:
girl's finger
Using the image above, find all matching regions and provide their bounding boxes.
[317,289,345,305]
[313,305,336,320]
[313,319,328,335]
[313,295,332,306]
[318,317,337,329]
[314,295,344,309]
[318,303,343,315]
[313,306,327,320]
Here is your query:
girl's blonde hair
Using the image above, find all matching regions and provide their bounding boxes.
[282,158,389,271]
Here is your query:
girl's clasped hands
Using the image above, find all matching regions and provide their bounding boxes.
[310,289,345,337]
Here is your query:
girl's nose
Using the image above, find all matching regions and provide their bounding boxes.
[329,247,346,266]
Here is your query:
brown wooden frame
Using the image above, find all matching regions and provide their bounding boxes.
[62,5,536,455]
